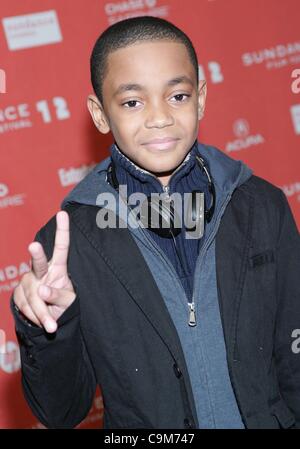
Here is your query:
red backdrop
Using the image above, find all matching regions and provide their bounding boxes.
[0,0,299,429]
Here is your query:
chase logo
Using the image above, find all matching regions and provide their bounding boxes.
[2,10,62,51]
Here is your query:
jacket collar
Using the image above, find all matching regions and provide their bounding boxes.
[110,140,198,195]
[61,141,253,209]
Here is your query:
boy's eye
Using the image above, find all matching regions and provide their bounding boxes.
[171,93,191,102]
[122,100,141,108]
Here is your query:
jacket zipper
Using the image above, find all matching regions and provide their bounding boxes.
[127,177,232,327]
[188,193,232,327]
[120,151,219,328]
[188,302,197,326]
[162,184,197,327]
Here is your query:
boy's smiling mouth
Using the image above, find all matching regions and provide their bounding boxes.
[141,137,180,151]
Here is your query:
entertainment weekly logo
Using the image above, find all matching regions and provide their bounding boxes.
[0,183,26,209]
[58,163,96,187]
[225,119,265,153]
[104,0,170,25]
[242,41,300,70]
[0,97,70,135]
[2,10,62,51]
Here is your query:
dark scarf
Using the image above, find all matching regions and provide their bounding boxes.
[110,140,209,302]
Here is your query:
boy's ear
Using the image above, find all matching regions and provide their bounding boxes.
[87,94,110,134]
[197,80,207,120]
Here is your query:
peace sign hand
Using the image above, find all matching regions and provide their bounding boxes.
[13,211,76,334]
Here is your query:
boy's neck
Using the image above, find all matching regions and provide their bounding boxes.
[154,172,173,187]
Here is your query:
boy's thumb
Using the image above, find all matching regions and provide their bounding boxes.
[38,284,51,299]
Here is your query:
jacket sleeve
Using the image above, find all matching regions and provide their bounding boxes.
[274,191,300,427]
[10,215,97,429]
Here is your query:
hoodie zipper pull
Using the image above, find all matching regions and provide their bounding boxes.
[163,184,170,199]
[188,302,196,327]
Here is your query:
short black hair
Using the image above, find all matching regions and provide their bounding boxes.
[90,16,199,104]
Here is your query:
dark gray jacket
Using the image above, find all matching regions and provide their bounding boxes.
[11,152,300,429]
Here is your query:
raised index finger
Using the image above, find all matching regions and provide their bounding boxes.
[51,211,70,268]
[28,242,48,279]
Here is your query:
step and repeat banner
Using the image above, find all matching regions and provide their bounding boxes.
[0,0,299,429]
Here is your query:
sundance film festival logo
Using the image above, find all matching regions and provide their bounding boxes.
[0,260,30,294]
[0,183,25,209]
[0,102,32,134]
[105,0,170,25]
[225,119,265,153]
[0,97,70,135]
[242,41,300,70]
[2,10,62,51]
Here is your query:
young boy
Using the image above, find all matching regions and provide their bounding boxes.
[11,16,300,429]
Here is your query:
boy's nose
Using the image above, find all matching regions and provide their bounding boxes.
[144,103,174,129]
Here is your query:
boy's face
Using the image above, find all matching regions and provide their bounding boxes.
[88,40,207,184]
